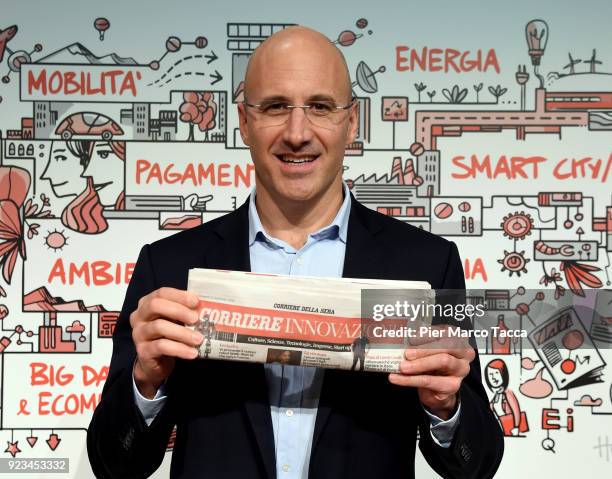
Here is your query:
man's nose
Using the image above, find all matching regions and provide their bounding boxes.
[281,107,314,147]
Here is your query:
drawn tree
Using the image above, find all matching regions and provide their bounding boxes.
[427,90,436,102]
[179,92,218,141]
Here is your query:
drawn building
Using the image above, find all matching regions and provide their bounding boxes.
[33,101,72,138]
[417,151,440,197]
[352,157,431,229]
[158,110,178,141]
[134,103,150,139]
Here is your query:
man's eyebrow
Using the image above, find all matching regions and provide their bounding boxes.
[52,149,66,153]
[258,95,291,102]
[258,94,340,103]
[306,94,338,102]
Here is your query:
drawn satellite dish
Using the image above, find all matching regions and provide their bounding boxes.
[352,61,385,94]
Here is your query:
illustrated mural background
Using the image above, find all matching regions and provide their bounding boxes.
[0,0,611,477]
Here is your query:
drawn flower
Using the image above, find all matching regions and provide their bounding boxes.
[0,200,26,284]
[539,268,561,286]
[27,223,40,239]
[560,261,602,297]
[24,198,52,219]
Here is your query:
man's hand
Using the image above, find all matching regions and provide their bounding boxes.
[130,287,203,399]
[388,325,475,420]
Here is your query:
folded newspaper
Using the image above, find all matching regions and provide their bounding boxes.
[187,268,433,373]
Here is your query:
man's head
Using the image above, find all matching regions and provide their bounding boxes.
[238,26,358,205]
[278,350,292,365]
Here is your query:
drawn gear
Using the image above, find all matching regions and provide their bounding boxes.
[498,250,530,276]
[501,211,533,240]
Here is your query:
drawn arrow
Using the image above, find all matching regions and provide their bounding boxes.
[576,355,591,365]
[205,50,218,64]
[46,433,61,451]
[210,70,223,85]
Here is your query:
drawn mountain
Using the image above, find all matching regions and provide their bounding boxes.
[36,42,138,65]
[24,286,106,312]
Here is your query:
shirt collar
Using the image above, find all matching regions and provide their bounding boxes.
[248,182,351,247]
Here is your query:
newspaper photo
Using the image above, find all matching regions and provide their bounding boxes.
[187,268,433,373]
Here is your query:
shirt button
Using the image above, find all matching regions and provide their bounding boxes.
[286,409,294,417]
[296,257,303,265]
[282,464,290,472]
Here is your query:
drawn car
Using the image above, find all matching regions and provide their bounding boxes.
[55,112,124,140]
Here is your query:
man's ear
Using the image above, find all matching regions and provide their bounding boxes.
[237,103,250,146]
[345,100,359,145]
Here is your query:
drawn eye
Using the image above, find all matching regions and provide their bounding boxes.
[97,151,110,159]
[54,155,67,162]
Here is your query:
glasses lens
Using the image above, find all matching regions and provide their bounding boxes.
[247,102,351,128]
[306,102,346,128]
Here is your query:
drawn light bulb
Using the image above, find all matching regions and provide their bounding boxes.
[525,19,549,88]
[525,19,549,66]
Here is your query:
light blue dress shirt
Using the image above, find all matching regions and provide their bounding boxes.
[132,183,460,478]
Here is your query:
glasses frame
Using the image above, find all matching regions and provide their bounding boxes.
[242,97,356,126]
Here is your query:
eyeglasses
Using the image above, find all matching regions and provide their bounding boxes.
[242,98,355,128]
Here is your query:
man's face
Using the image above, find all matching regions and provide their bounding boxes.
[278,350,292,364]
[238,34,358,203]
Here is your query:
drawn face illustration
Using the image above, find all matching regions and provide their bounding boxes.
[238,28,358,205]
[81,142,124,206]
[487,367,504,389]
[41,141,87,198]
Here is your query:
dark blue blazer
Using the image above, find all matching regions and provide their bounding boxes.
[87,195,504,478]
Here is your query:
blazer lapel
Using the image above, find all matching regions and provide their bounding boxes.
[341,197,386,280]
[205,199,251,272]
[206,199,277,479]
[312,196,386,451]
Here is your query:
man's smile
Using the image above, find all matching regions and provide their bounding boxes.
[278,155,317,163]
[274,154,320,167]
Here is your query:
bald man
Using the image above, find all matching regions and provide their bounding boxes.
[87,26,504,479]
